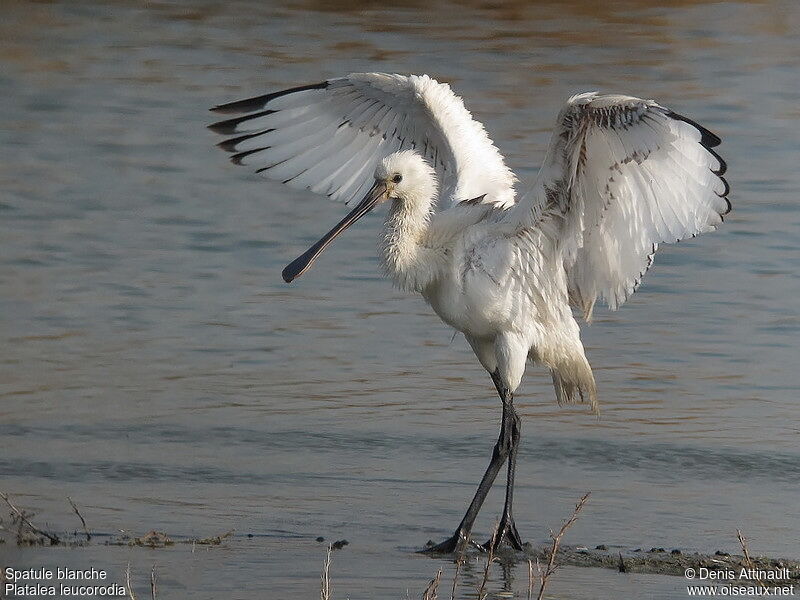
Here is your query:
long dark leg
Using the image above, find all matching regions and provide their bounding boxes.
[486,372,524,551]
[422,370,516,554]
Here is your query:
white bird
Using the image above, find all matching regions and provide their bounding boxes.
[210,73,730,554]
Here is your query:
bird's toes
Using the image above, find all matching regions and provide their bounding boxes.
[419,531,473,555]
[483,520,526,553]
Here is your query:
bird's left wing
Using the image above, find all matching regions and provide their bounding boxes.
[506,92,730,319]
[209,73,515,208]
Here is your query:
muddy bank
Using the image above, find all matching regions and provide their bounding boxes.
[4,491,799,587]
[484,543,800,583]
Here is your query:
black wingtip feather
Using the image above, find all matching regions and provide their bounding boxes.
[216,130,275,153]
[210,81,330,114]
[722,195,732,217]
[230,147,269,165]
[705,146,728,176]
[716,176,731,201]
[665,110,722,148]
[208,109,276,135]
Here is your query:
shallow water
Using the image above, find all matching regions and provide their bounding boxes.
[1,0,799,598]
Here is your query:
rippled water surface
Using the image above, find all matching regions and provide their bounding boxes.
[1,1,799,598]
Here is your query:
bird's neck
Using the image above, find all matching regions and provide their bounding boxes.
[380,194,444,292]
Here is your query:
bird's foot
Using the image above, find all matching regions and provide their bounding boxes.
[483,516,525,552]
[420,530,478,555]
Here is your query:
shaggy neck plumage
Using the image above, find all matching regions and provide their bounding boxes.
[380,185,444,292]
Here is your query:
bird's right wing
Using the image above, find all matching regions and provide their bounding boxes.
[209,73,516,209]
[506,92,730,319]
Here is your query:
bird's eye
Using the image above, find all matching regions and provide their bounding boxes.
[392,174,402,183]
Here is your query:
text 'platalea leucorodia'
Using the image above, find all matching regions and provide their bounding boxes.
[210,73,730,554]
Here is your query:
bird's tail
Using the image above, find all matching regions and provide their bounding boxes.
[551,366,597,413]
[538,344,598,413]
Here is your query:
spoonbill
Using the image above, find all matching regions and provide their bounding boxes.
[209,73,729,553]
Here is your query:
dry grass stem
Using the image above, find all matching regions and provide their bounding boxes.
[736,529,767,590]
[150,564,157,600]
[126,563,137,600]
[536,492,591,600]
[527,559,535,600]
[320,543,332,600]
[450,558,463,600]
[67,496,91,541]
[422,567,442,600]
[477,521,500,600]
[0,491,60,545]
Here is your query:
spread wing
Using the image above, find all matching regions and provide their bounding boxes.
[508,92,730,319]
[209,73,516,209]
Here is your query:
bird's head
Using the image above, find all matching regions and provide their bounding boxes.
[375,150,437,206]
[282,150,436,283]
